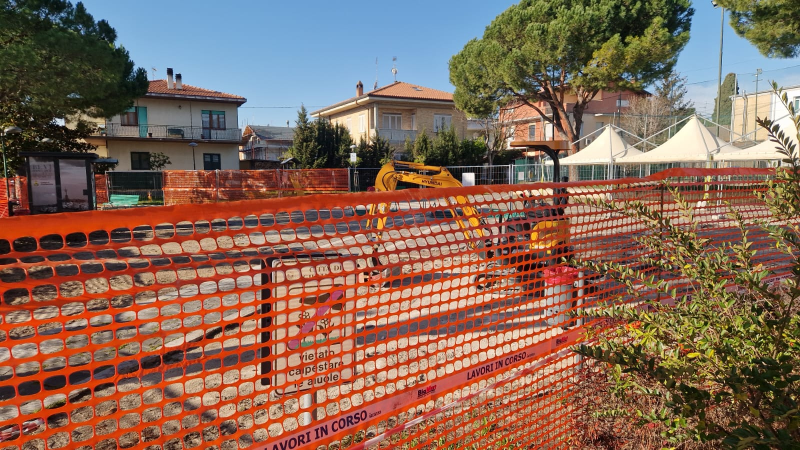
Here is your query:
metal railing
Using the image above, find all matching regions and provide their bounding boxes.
[102,124,241,141]
[239,148,284,161]
[378,128,417,143]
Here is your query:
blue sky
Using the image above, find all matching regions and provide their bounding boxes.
[79,0,800,126]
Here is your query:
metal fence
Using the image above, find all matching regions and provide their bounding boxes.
[106,171,164,205]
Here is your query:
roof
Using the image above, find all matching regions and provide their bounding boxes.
[554,125,642,165]
[312,81,454,116]
[246,125,295,141]
[616,116,738,164]
[146,80,247,103]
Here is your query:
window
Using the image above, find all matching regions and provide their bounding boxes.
[131,152,150,170]
[528,124,537,140]
[359,114,366,133]
[596,121,605,131]
[121,107,138,126]
[383,114,402,129]
[411,114,416,130]
[203,153,221,170]
[433,114,452,132]
[616,99,629,108]
[794,97,800,112]
[545,123,554,140]
[346,117,352,131]
[202,110,226,129]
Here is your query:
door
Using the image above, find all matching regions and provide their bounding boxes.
[137,107,148,138]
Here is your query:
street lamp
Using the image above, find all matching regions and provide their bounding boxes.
[349,144,359,192]
[713,1,725,137]
[188,141,198,170]
[1,126,23,204]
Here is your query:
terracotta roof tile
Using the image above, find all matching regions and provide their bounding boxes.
[312,81,454,115]
[369,81,454,101]
[146,80,246,102]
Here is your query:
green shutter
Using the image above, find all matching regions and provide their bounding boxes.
[137,107,148,138]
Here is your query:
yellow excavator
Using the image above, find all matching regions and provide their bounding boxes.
[370,160,569,255]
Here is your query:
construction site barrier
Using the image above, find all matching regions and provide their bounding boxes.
[162,169,350,206]
[0,167,790,450]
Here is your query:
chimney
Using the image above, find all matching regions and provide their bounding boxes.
[356,80,364,96]
[175,73,183,90]
[167,68,174,89]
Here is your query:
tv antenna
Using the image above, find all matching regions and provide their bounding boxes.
[374,58,378,90]
[151,67,157,80]
[391,56,398,82]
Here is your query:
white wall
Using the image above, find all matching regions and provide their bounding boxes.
[106,141,239,171]
[108,98,240,129]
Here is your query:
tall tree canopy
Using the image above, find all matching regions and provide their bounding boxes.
[449,0,693,153]
[0,0,148,174]
[715,0,800,58]
[1,0,148,119]
[289,106,354,168]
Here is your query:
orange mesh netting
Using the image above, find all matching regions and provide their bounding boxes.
[162,170,350,205]
[0,167,789,450]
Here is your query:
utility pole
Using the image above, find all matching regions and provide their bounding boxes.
[754,68,762,140]
[713,1,724,137]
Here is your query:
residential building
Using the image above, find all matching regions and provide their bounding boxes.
[730,86,799,143]
[311,81,468,150]
[79,68,246,171]
[502,88,643,154]
[240,125,295,169]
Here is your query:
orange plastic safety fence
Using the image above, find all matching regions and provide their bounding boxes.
[162,170,350,205]
[0,167,788,450]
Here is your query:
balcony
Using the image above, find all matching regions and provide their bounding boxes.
[378,128,417,143]
[101,124,241,142]
[240,148,285,161]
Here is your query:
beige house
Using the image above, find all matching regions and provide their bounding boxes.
[730,87,799,143]
[311,81,468,149]
[80,69,246,171]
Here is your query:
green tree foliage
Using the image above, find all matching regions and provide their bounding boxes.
[289,106,323,168]
[0,0,148,173]
[449,0,693,153]
[0,107,101,176]
[714,0,800,58]
[411,130,433,164]
[355,134,394,168]
[713,73,738,126]
[1,0,148,118]
[409,128,486,166]
[656,70,695,118]
[148,152,171,171]
[575,85,800,448]
[288,106,354,168]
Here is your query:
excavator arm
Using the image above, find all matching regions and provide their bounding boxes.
[374,161,464,191]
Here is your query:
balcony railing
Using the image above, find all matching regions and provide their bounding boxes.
[101,124,241,141]
[378,128,417,143]
[239,148,285,161]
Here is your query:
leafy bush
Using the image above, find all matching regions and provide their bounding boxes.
[573,85,800,449]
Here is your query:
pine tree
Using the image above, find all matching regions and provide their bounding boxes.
[713,73,738,126]
[289,106,324,168]
[412,130,433,164]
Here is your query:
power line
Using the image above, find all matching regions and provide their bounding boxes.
[685,63,800,86]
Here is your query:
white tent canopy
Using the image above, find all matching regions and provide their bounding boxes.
[722,140,790,161]
[555,125,642,165]
[616,116,737,164]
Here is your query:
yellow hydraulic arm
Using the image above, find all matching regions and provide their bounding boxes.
[374,161,464,191]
